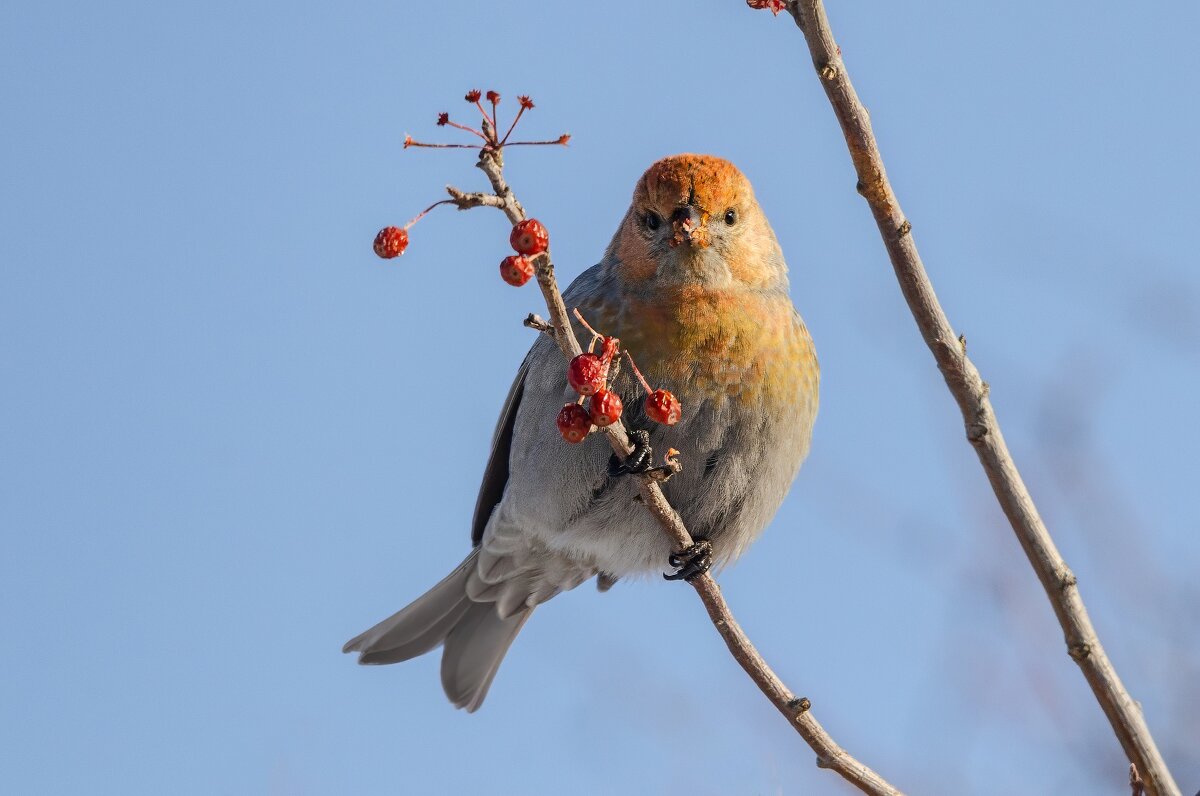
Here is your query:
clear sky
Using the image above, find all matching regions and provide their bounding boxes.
[2,2,1198,794]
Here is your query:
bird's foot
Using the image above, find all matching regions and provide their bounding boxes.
[610,431,681,483]
[609,429,653,476]
[663,538,713,582]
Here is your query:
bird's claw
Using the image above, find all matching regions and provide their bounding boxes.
[610,431,681,483]
[663,539,713,582]
[610,429,653,476]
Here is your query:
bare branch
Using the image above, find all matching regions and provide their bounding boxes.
[787,2,1180,794]
[453,140,904,796]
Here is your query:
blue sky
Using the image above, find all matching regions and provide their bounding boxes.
[2,2,1198,793]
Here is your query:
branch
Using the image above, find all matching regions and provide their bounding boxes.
[448,137,904,796]
[786,3,1180,794]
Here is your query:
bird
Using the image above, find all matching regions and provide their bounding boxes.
[343,153,819,712]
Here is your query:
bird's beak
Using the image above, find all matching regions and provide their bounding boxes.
[669,205,710,248]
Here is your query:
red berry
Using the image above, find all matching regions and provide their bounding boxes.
[746,0,787,14]
[589,389,623,427]
[567,353,605,396]
[499,255,535,287]
[373,226,409,259]
[510,219,549,255]
[644,389,681,426]
[556,403,592,444]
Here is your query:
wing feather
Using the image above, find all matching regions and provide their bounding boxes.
[470,360,528,546]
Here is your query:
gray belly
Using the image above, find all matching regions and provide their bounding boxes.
[494,318,817,578]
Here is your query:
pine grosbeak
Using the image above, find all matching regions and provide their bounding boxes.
[345,154,819,711]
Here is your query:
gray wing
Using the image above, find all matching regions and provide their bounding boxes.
[470,263,612,548]
[471,359,528,546]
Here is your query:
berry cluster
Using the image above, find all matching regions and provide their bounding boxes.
[375,213,549,288]
[557,329,622,444]
[498,218,549,287]
[555,310,681,444]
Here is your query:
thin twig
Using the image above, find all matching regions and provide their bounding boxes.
[445,185,508,212]
[1131,764,1147,796]
[786,3,1180,794]
[522,312,553,336]
[404,140,480,150]
[442,118,488,141]
[504,138,572,147]
[448,140,903,796]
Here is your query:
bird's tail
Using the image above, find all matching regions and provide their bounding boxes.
[342,549,532,712]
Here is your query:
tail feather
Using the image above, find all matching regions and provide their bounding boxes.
[343,548,536,712]
[342,552,476,658]
[441,602,532,713]
[355,598,472,665]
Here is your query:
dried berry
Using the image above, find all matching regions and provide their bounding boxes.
[746,0,787,14]
[589,389,623,427]
[499,254,535,287]
[373,226,409,259]
[556,403,592,444]
[644,389,682,426]
[567,334,619,396]
[625,350,682,426]
[510,219,549,255]
[567,353,604,396]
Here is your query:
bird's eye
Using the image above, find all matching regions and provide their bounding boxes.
[724,208,738,226]
[643,211,661,231]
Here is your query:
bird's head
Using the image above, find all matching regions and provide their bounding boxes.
[609,154,787,291]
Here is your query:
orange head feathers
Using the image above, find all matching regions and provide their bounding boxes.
[607,154,788,291]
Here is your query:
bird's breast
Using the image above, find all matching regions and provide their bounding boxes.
[586,286,818,409]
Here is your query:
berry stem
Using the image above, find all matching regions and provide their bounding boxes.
[498,106,527,146]
[474,99,493,133]
[405,199,457,229]
[505,137,572,147]
[572,308,605,348]
[624,350,654,394]
[445,119,488,140]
